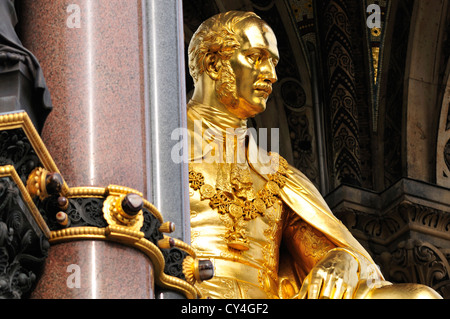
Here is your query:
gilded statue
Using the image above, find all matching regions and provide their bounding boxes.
[186,11,441,299]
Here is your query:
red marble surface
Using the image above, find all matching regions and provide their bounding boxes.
[18,1,156,299]
[19,0,148,194]
[30,241,155,299]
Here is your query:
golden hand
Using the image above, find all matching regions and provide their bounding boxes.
[298,249,360,299]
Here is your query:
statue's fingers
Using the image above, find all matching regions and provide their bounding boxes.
[307,276,323,299]
[331,278,345,299]
[298,276,310,299]
[343,285,355,299]
[319,274,335,299]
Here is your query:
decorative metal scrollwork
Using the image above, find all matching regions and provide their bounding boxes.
[0,177,49,299]
[0,129,42,185]
[0,112,212,299]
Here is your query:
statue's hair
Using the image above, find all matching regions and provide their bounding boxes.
[188,11,261,83]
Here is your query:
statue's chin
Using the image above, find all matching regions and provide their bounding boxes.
[223,99,267,120]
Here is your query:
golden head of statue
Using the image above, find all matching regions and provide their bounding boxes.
[188,11,279,120]
[185,11,442,300]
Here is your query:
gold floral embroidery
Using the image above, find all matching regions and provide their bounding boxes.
[297,221,334,262]
[189,153,288,251]
[189,169,205,191]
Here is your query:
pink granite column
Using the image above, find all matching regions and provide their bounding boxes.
[30,241,155,299]
[19,0,147,192]
[19,0,153,298]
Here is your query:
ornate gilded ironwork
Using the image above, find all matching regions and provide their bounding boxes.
[0,111,209,299]
[46,186,206,298]
[0,165,50,298]
[103,188,144,232]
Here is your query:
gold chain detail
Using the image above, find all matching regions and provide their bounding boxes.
[189,153,288,251]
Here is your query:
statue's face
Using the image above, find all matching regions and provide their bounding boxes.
[218,18,279,119]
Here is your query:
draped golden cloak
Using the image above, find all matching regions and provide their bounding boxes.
[187,101,385,298]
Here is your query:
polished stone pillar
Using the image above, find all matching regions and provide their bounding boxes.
[142,0,190,244]
[141,0,190,299]
[18,0,189,299]
[30,241,155,299]
[19,0,147,192]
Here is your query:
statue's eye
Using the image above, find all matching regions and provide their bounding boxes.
[247,53,262,64]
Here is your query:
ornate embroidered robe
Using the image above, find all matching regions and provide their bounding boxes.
[187,101,384,299]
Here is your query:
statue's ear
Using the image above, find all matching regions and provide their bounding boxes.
[203,52,222,81]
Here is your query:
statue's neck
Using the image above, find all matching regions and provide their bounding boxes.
[187,99,248,132]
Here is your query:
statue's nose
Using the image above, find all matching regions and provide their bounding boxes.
[261,59,277,84]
